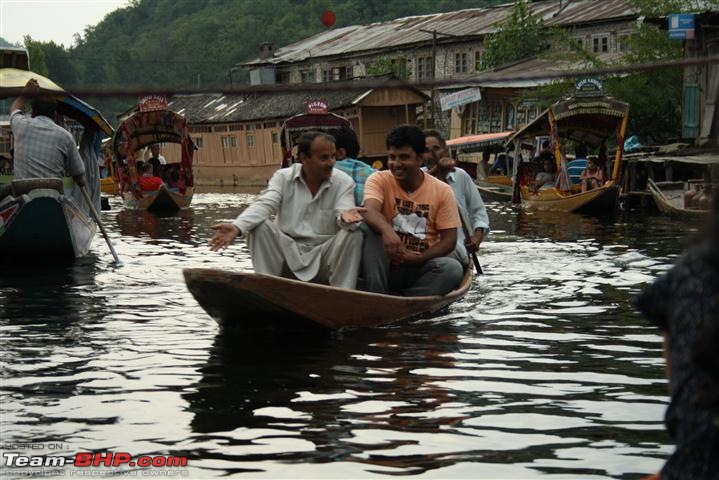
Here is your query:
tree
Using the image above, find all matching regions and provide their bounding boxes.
[366,56,410,79]
[480,0,549,70]
[23,35,48,77]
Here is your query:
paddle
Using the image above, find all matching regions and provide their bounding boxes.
[78,183,122,266]
[458,210,483,275]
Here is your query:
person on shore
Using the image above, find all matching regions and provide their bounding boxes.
[636,195,719,480]
[138,163,164,191]
[423,129,489,267]
[209,132,365,290]
[580,157,605,192]
[9,78,85,187]
[330,126,375,206]
[361,125,464,296]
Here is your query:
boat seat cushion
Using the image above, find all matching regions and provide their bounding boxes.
[11,178,64,196]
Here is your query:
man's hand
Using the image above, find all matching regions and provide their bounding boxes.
[73,175,86,188]
[381,229,403,257]
[340,207,366,224]
[390,248,422,266]
[23,78,40,96]
[465,229,484,253]
[209,223,241,251]
[437,157,456,171]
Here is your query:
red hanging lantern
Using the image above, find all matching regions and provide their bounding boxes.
[321,10,336,28]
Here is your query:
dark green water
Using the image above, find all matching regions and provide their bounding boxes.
[0,193,705,479]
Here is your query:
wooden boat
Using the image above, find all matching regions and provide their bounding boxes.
[280,110,352,167]
[0,179,96,260]
[476,181,513,202]
[113,97,195,212]
[183,267,473,330]
[507,89,629,213]
[646,178,712,218]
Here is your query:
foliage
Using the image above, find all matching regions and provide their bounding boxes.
[630,0,719,16]
[23,36,48,76]
[480,0,550,70]
[366,56,411,79]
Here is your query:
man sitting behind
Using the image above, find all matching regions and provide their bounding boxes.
[209,132,365,290]
[10,78,85,187]
[423,129,489,268]
[331,126,375,206]
[138,163,164,191]
[362,125,464,297]
[533,158,557,191]
[567,143,588,185]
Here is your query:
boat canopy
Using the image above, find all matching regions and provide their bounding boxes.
[0,68,114,138]
[280,112,352,151]
[508,97,629,149]
[447,131,514,153]
[113,110,191,157]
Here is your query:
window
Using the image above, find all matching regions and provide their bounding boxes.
[330,66,350,81]
[189,125,211,133]
[301,70,314,83]
[229,124,244,131]
[247,134,256,148]
[454,52,468,74]
[276,71,291,84]
[263,122,276,129]
[322,68,330,82]
[272,132,279,144]
[592,34,609,53]
[505,104,515,130]
[221,135,237,148]
[474,51,482,71]
[214,125,228,132]
[417,56,432,80]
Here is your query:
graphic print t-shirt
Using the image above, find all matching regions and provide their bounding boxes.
[364,170,460,253]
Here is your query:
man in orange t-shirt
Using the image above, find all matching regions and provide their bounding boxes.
[362,124,463,296]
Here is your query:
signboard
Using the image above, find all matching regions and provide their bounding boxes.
[138,95,168,112]
[440,88,482,112]
[574,78,603,98]
[669,14,695,40]
[306,99,329,114]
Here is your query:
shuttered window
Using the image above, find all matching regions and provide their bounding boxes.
[682,84,700,139]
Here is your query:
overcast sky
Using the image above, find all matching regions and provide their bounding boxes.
[1,0,128,48]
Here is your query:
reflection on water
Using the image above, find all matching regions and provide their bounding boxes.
[1,195,701,478]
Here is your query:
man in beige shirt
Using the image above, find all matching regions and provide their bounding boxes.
[209,132,365,289]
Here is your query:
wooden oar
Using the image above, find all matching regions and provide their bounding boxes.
[458,209,483,275]
[79,183,122,266]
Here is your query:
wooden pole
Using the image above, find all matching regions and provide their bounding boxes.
[79,183,122,266]
[457,208,483,275]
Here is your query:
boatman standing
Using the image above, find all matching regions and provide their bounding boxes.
[209,131,365,290]
[9,78,85,187]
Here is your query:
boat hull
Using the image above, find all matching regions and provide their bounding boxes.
[123,186,193,212]
[476,182,513,202]
[520,182,619,213]
[184,267,473,330]
[0,189,96,260]
[647,179,711,218]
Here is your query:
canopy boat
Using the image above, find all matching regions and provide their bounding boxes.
[507,91,629,213]
[448,131,515,201]
[183,267,473,331]
[113,98,195,212]
[0,68,113,261]
[99,138,119,195]
[646,178,713,218]
[280,111,352,167]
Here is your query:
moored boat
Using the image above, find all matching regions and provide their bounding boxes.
[647,178,713,218]
[183,267,473,330]
[0,179,96,260]
[476,181,513,202]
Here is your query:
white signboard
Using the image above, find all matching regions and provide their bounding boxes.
[440,88,482,111]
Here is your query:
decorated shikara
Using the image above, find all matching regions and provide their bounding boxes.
[280,109,352,167]
[113,98,195,212]
[0,67,113,261]
[184,267,473,331]
[508,85,629,213]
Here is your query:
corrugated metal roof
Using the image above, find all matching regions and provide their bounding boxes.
[242,0,636,67]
